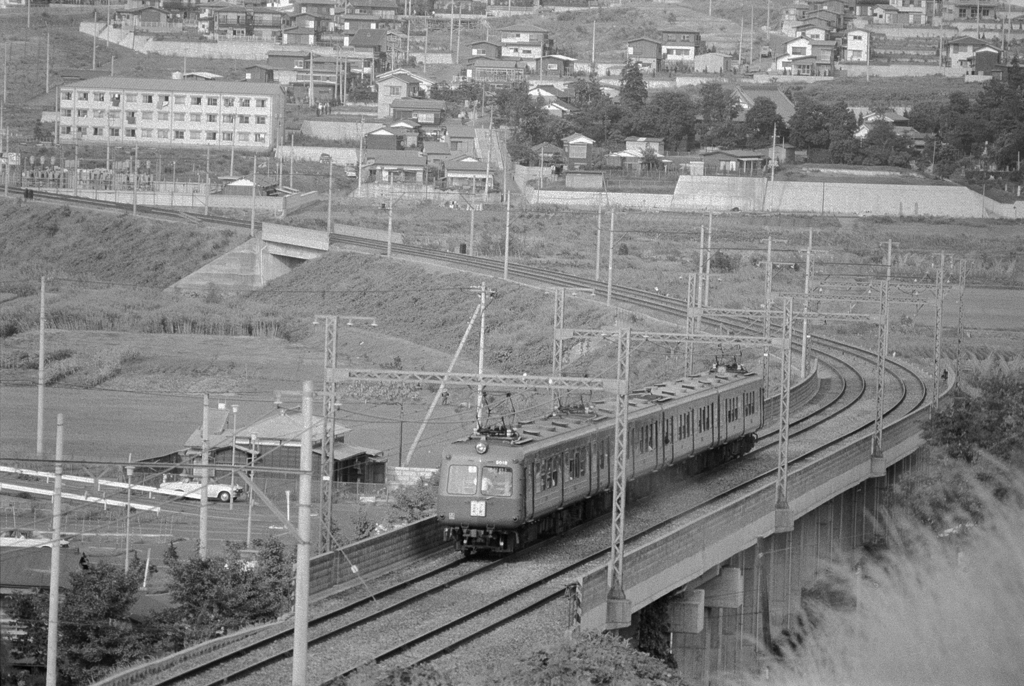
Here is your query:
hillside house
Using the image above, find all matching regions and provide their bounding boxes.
[562,133,595,170]
[443,155,493,192]
[529,84,572,103]
[625,136,665,155]
[445,123,477,154]
[244,65,275,82]
[700,149,768,176]
[539,55,577,78]
[389,98,446,128]
[541,99,575,118]
[626,38,662,72]
[775,36,837,75]
[350,0,399,19]
[660,28,702,63]
[733,86,797,123]
[498,23,553,63]
[845,29,871,61]
[423,141,452,167]
[364,126,401,150]
[693,52,733,73]
[943,0,999,22]
[376,71,422,118]
[363,149,429,185]
[797,24,830,41]
[470,40,502,59]
[944,36,1001,68]
[465,58,527,83]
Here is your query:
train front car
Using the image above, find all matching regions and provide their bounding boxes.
[437,430,526,555]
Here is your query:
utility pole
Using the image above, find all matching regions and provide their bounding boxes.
[591,19,597,72]
[870,240,894,476]
[503,182,511,279]
[37,277,46,463]
[132,142,138,216]
[606,208,615,306]
[326,156,333,232]
[124,454,134,573]
[595,206,602,282]
[93,10,98,70]
[387,194,394,257]
[931,253,945,415]
[45,32,50,94]
[800,230,813,377]
[292,381,313,686]
[250,155,257,238]
[476,283,487,430]
[468,205,475,256]
[45,415,63,686]
[199,393,210,559]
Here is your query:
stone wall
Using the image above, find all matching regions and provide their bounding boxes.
[841,63,967,77]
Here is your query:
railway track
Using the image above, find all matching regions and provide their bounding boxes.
[21,197,930,684]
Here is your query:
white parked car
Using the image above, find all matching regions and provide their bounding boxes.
[160,478,243,503]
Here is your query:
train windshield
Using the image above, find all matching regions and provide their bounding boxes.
[446,465,478,495]
[481,466,512,497]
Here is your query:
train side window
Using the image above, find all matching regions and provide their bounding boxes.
[446,465,478,495]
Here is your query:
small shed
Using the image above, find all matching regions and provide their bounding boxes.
[561,133,596,169]
[244,65,275,83]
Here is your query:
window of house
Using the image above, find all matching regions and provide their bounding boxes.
[76,126,87,136]
[222,132,233,141]
[61,125,72,135]
[158,112,170,121]
[223,97,234,107]
[207,97,218,106]
[174,95,185,105]
[93,109,105,117]
[77,109,88,117]
[192,96,203,105]
[254,133,266,143]
[126,129,136,137]
[79,92,89,100]
[238,115,250,124]
[388,85,401,95]
[174,130,185,139]
[109,127,119,136]
[141,111,153,121]
[208,114,218,123]
[144,94,154,103]
[189,130,202,139]
[240,98,251,107]
[94,92,105,101]
[206,131,217,140]
[237,132,250,142]
[61,109,72,117]
[190,113,201,122]
[256,98,266,108]
[141,129,153,138]
[124,94,137,103]
[223,114,235,124]
[61,91,72,100]
[174,113,186,121]
[255,115,266,125]
[158,130,169,139]
[91,127,102,135]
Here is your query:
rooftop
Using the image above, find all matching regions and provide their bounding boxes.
[66,77,283,96]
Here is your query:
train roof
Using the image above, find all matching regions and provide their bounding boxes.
[463,364,760,449]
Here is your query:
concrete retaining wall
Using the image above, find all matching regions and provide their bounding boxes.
[842,64,967,77]
[300,119,384,141]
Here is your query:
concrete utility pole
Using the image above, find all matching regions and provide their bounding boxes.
[870,239,894,475]
[93,11,98,70]
[326,156,333,232]
[931,253,945,415]
[595,206,602,281]
[503,183,511,279]
[45,415,63,686]
[37,276,46,464]
[292,381,313,686]
[800,230,813,378]
[200,393,210,559]
[250,155,257,238]
[45,33,50,94]
[606,208,615,306]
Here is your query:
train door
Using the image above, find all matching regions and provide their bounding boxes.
[526,456,536,521]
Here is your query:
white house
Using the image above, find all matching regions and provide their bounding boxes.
[845,29,871,62]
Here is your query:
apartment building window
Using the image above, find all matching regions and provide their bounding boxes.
[93,109,105,117]
[159,112,170,121]
[158,130,169,139]
[109,127,119,136]
[240,98,251,107]
[192,96,203,105]
[79,92,89,100]
[77,109,87,117]
[175,113,186,121]
[174,130,185,139]
[222,132,233,141]
[206,132,218,140]
[94,92,105,101]
[207,97,218,106]
[61,126,72,135]
[256,98,267,108]
[76,126,87,136]
[223,114,235,123]
[142,111,153,121]
[141,129,153,138]
[255,116,266,125]
[238,115,250,124]
[190,113,202,122]
[237,132,250,142]
[254,133,266,143]
[144,94,155,104]
[127,129,136,137]
[208,114,218,123]
[60,108,72,117]
[174,95,185,105]
[92,127,103,135]
[125,94,137,103]
[223,97,234,107]
[190,131,202,139]
[61,91,72,100]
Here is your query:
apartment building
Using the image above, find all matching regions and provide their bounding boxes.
[57,77,284,151]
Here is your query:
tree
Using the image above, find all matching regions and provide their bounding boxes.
[11,560,150,685]
[157,539,294,650]
[387,472,439,525]
[698,82,739,125]
[619,60,648,111]
[860,120,912,167]
[744,97,788,148]
[638,90,696,152]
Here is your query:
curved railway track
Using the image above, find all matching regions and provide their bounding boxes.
[22,194,931,685]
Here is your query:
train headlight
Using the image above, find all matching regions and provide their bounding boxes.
[476,439,488,454]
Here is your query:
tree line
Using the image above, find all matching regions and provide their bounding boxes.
[481,61,1023,181]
